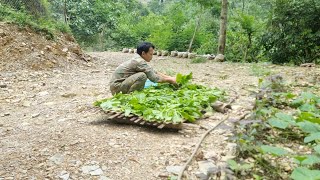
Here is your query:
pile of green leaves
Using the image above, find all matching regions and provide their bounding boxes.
[94,73,224,124]
[231,76,320,179]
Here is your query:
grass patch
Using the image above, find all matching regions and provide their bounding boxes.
[0,3,71,39]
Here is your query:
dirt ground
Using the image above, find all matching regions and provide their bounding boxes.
[1,23,320,180]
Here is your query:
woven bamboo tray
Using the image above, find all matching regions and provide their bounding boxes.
[102,110,184,130]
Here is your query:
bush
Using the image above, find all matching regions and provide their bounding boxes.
[0,3,71,38]
[262,0,320,64]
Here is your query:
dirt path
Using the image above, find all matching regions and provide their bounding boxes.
[1,52,318,180]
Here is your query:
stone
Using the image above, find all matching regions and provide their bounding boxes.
[166,166,183,175]
[58,171,70,180]
[198,161,219,175]
[49,154,64,165]
[188,53,196,59]
[81,165,103,175]
[38,91,49,96]
[195,171,208,180]
[162,50,169,56]
[226,143,237,156]
[0,84,7,88]
[31,113,40,118]
[22,101,31,107]
[170,51,178,57]
[90,168,103,176]
[214,54,225,62]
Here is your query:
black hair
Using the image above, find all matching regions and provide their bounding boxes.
[137,42,155,56]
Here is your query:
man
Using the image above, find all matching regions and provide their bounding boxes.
[110,42,176,95]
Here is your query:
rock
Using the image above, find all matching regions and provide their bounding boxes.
[0,84,7,88]
[300,63,315,67]
[58,171,70,180]
[122,48,129,53]
[162,50,169,56]
[195,171,208,180]
[182,52,188,58]
[198,161,219,175]
[171,51,178,57]
[38,91,49,96]
[166,166,183,175]
[129,49,135,53]
[214,54,225,62]
[81,165,103,175]
[49,154,64,165]
[157,51,162,56]
[177,52,184,58]
[204,54,215,60]
[226,143,237,156]
[22,101,31,107]
[31,113,40,118]
[90,168,104,176]
[188,53,196,59]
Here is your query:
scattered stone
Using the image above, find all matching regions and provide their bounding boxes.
[162,50,169,56]
[182,52,188,58]
[157,51,162,56]
[49,154,64,165]
[22,101,31,107]
[122,48,129,53]
[38,91,49,96]
[214,54,225,62]
[129,49,135,53]
[198,161,219,175]
[195,171,208,180]
[166,166,183,175]
[170,51,178,57]
[0,84,7,88]
[81,165,103,176]
[188,53,196,59]
[300,63,316,67]
[226,143,237,156]
[31,113,40,118]
[90,168,104,176]
[58,171,70,180]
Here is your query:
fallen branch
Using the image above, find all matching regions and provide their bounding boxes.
[177,115,230,180]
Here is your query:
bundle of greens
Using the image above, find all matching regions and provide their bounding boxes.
[94,73,224,124]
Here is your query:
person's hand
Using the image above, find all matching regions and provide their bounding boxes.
[169,77,177,85]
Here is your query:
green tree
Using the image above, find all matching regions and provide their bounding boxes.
[262,0,320,64]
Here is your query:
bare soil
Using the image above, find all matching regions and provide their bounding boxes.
[1,23,319,180]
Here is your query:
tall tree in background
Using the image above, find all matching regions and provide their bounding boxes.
[218,0,228,55]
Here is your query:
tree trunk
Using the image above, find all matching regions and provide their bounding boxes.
[188,16,201,53]
[64,0,68,24]
[217,0,228,55]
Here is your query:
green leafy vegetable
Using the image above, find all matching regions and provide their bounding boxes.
[95,73,224,123]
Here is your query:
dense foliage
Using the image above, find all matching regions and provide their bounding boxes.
[2,0,319,64]
[94,73,225,123]
[231,74,320,179]
[262,0,320,64]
